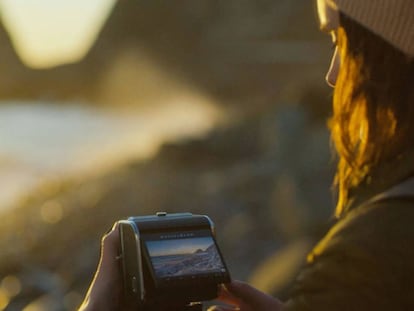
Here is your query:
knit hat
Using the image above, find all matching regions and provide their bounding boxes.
[332,0,414,57]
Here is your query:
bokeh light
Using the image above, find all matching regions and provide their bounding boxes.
[40,200,63,224]
[0,289,10,311]
[1,275,21,298]
[0,0,116,68]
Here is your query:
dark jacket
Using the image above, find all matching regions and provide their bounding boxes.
[285,150,414,310]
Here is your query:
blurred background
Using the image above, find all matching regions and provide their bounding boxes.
[0,0,336,310]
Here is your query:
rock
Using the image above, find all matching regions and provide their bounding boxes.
[0,97,335,309]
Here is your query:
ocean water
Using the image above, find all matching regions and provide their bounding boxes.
[0,100,220,211]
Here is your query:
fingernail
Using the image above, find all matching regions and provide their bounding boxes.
[105,221,118,234]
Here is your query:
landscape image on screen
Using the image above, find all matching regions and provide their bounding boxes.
[146,236,226,278]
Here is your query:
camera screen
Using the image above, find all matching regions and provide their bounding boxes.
[144,233,227,279]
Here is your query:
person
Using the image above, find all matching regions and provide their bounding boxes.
[79,0,414,310]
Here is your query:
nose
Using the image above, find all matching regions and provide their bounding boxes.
[326,47,340,87]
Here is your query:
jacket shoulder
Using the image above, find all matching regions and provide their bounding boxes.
[312,198,414,259]
[286,198,414,310]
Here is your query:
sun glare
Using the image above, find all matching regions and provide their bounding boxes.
[0,0,116,68]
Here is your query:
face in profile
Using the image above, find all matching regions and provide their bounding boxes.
[317,0,341,87]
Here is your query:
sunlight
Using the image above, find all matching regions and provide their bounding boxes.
[0,0,116,68]
[1,275,21,299]
[0,289,9,311]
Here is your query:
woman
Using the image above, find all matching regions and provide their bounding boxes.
[79,0,414,310]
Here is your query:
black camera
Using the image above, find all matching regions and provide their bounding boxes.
[118,212,231,311]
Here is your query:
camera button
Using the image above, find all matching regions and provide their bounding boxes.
[131,276,138,293]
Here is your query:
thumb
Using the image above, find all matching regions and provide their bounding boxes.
[99,222,120,269]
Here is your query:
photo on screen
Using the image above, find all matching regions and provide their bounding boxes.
[145,236,226,278]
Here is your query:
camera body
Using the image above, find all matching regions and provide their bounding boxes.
[118,212,231,310]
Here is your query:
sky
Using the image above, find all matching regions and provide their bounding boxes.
[146,237,215,257]
[0,0,116,68]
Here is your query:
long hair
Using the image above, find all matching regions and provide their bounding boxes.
[330,13,414,216]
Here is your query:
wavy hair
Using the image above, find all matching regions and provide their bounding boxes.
[330,13,414,216]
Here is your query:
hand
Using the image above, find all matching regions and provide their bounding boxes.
[78,222,125,311]
[208,280,284,311]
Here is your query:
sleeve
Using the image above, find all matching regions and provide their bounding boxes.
[284,200,414,311]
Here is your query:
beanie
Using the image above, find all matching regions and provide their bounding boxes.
[332,0,414,57]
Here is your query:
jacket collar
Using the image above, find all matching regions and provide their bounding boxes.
[344,148,414,213]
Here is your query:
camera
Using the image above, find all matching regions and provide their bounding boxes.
[118,212,231,311]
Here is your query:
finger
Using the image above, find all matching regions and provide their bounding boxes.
[207,305,240,311]
[225,281,267,304]
[80,222,123,310]
[100,222,120,265]
[217,285,243,306]
[102,222,120,251]
[94,222,122,284]
[216,285,256,311]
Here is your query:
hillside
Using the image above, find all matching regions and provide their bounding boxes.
[0,0,330,113]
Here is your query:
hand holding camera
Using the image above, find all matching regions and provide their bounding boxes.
[118,212,231,311]
[79,212,232,311]
[78,223,125,311]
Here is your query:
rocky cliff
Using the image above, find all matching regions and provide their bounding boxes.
[0,0,330,113]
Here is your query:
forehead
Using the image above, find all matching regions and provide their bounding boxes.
[317,0,340,32]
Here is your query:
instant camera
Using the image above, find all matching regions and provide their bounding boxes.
[118,212,231,311]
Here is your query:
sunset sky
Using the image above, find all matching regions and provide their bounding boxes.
[0,0,116,68]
